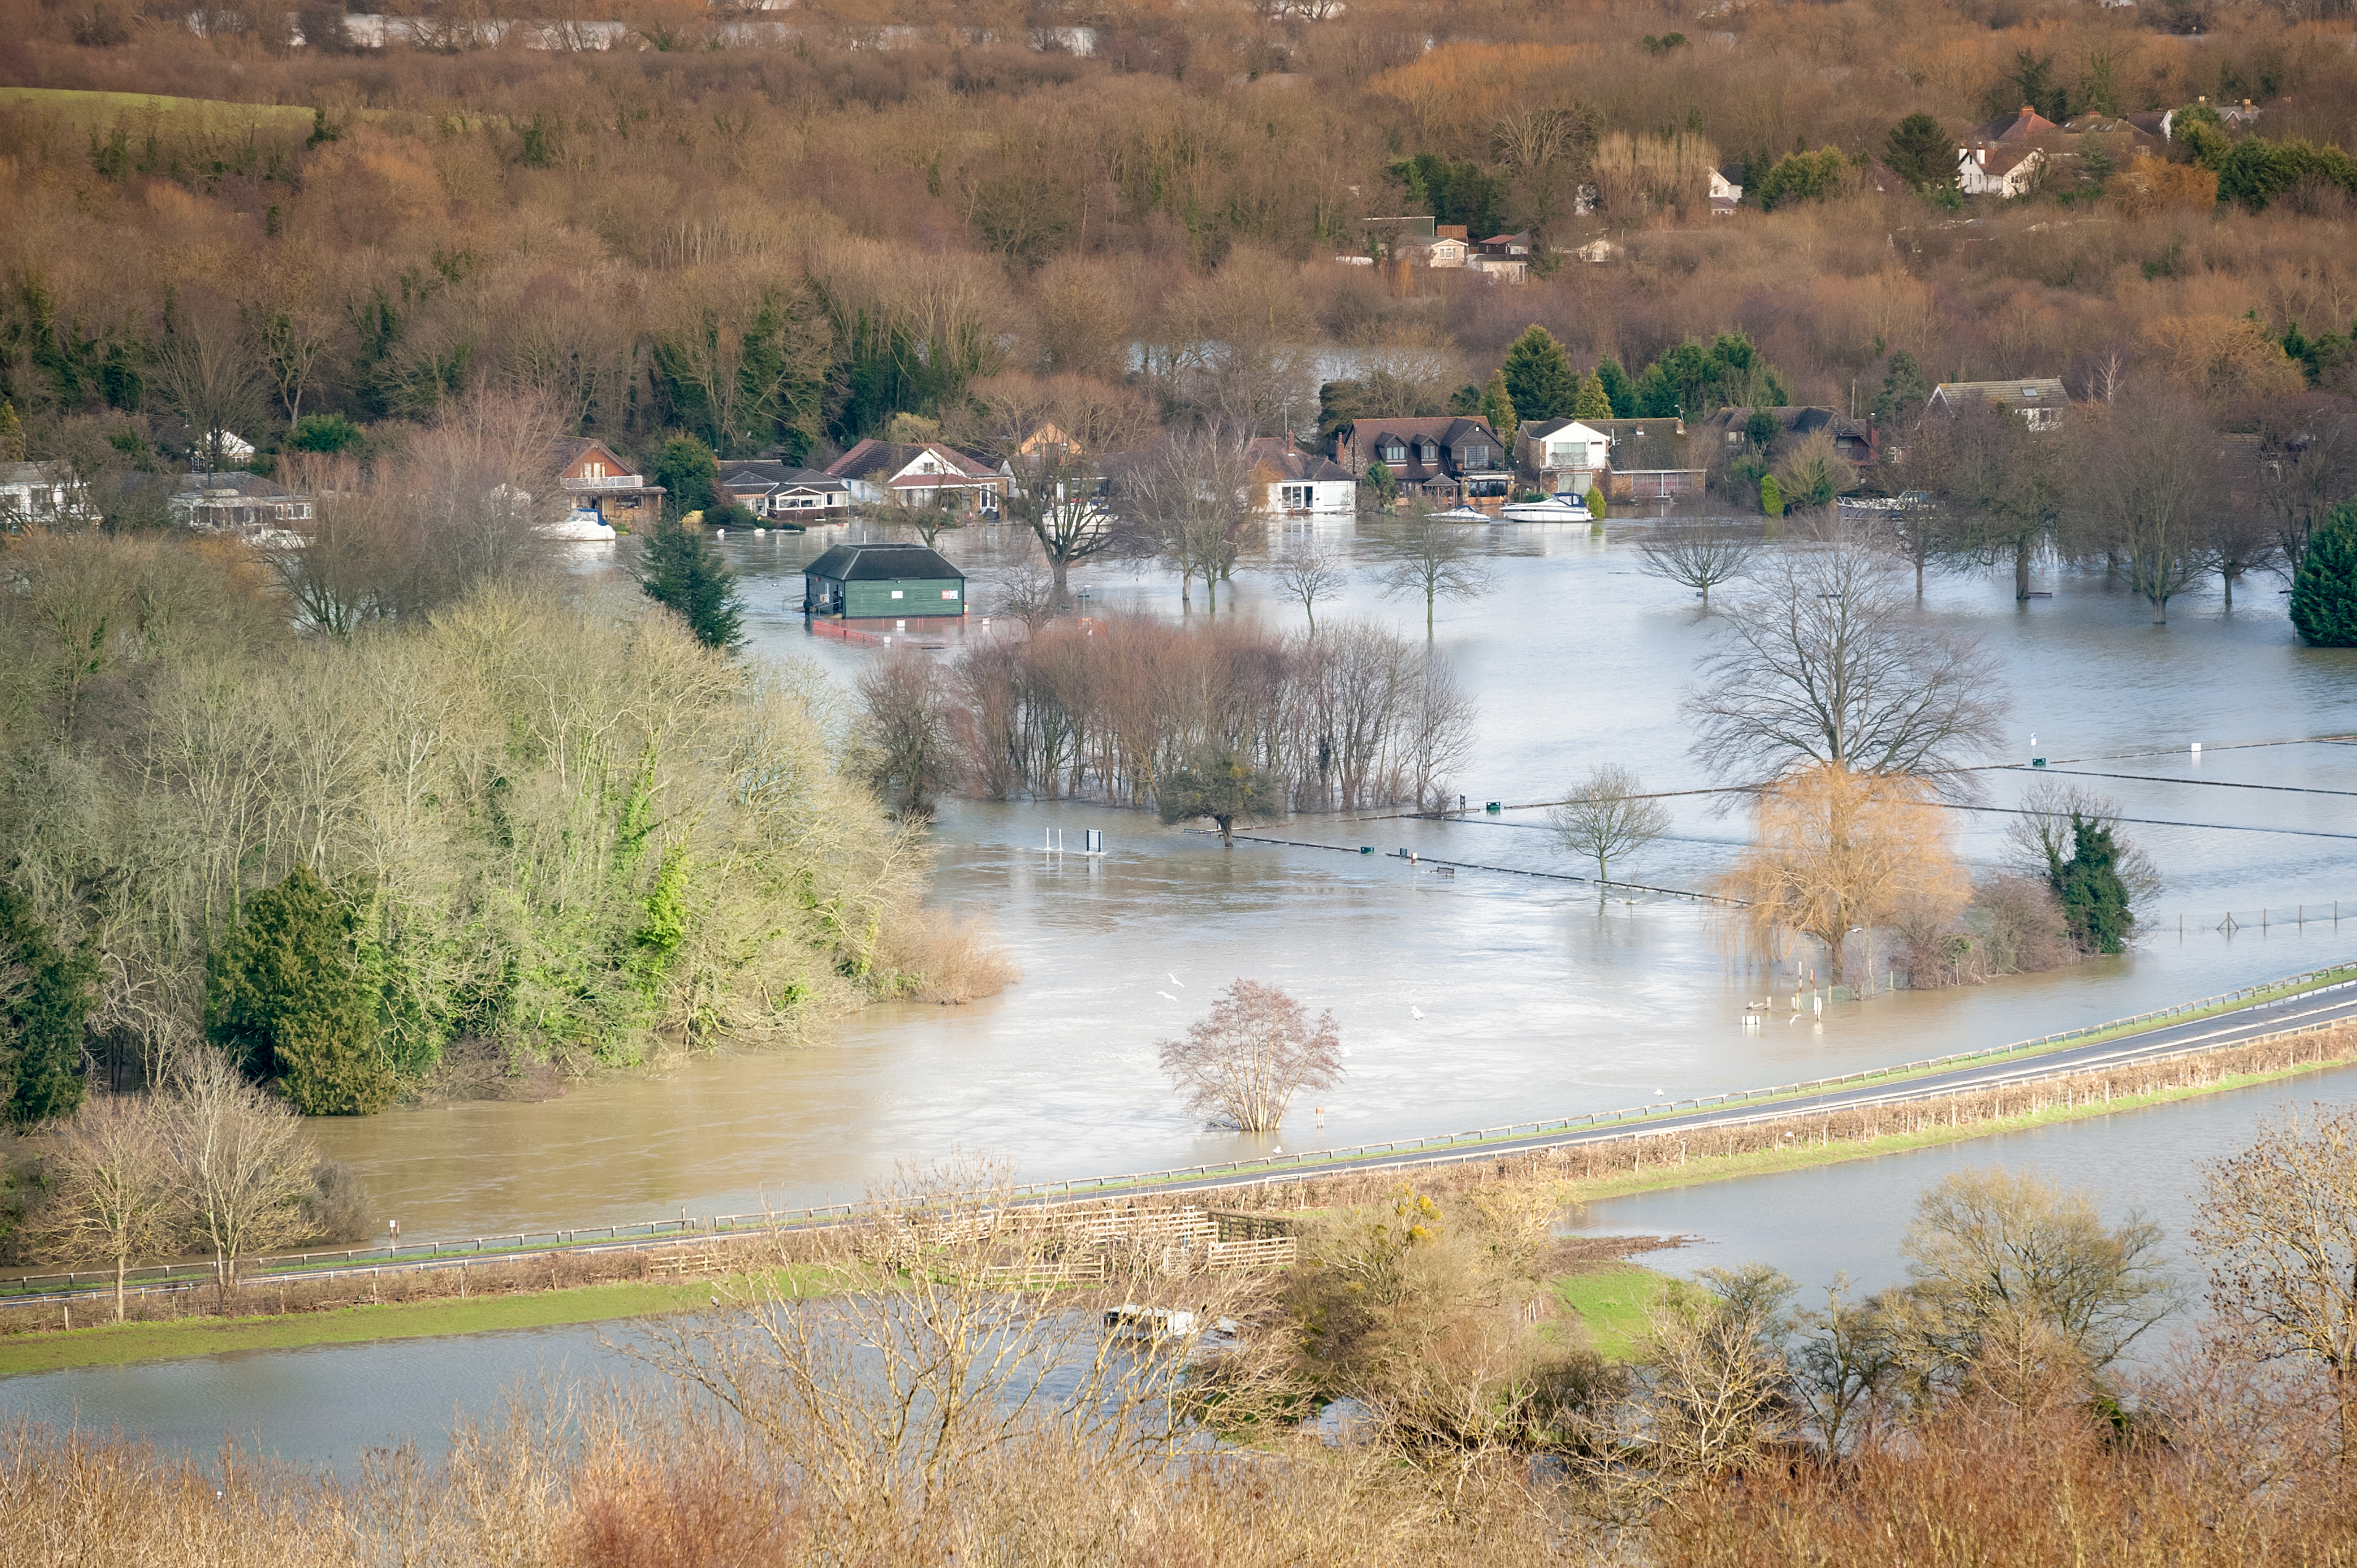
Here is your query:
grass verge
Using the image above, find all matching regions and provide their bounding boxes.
[1565,1049,2357,1206]
[1551,1265,1674,1360]
[0,1269,827,1376]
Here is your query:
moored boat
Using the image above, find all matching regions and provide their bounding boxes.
[543,507,618,542]
[1499,494,1593,523]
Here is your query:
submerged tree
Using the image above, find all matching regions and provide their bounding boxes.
[1548,764,1671,886]
[2046,813,2134,955]
[1686,534,2007,790]
[1158,979,1342,1131]
[1721,763,1969,989]
[857,648,959,820]
[637,513,745,651]
[1375,515,1496,637]
[1158,751,1282,849]
[2290,500,2357,647]
[1638,520,1760,606]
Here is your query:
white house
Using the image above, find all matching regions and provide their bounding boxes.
[718,459,850,519]
[826,439,1002,508]
[1708,166,1743,216]
[0,460,89,528]
[1958,105,2059,198]
[1245,437,1356,515]
[1927,378,2067,431]
[1515,419,1612,494]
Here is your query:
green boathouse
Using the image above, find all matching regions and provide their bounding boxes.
[801,542,967,621]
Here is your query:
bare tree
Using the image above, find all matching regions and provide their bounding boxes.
[856,649,959,820]
[1884,1169,2178,1399]
[1906,399,2061,600]
[2194,1106,2357,1457]
[1375,513,1496,637]
[1686,533,2009,790]
[2253,396,2357,576]
[22,1095,176,1322]
[631,1153,1229,1554]
[1547,764,1671,885]
[1637,520,1761,606]
[1003,438,1115,605]
[988,559,1060,635]
[1269,539,1349,631]
[2073,383,2216,624]
[150,294,273,472]
[160,1051,322,1299]
[1158,979,1341,1131]
[1121,423,1256,613]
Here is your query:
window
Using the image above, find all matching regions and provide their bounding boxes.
[1464,443,1488,465]
[1380,441,1406,463]
[891,589,905,599]
[942,589,959,600]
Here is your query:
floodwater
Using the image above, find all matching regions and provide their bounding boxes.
[1582,1068,2357,1361]
[300,517,2357,1239]
[15,1069,2349,1467]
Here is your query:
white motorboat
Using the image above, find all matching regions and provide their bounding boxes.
[1430,505,1493,523]
[543,507,618,542]
[1499,494,1593,523]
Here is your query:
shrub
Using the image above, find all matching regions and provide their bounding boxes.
[1758,473,1784,516]
[287,413,364,454]
[1584,484,1607,519]
[874,908,1020,1005]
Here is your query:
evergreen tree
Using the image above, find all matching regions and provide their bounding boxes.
[1885,114,1952,191]
[1584,484,1608,519]
[638,515,744,651]
[1157,751,1282,848]
[1572,372,1613,422]
[0,886,98,1127]
[0,399,24,462]
[1596,357,1637,419]
[1873,351,1929,427]
[1364,459,1399,510]
[1501,326,1578,423]
[206,865,392,1116]
[2290,500,2357,647]
[1480,369,1519,443]
[650,434,722,521]
[1759,473,1785,517]
[1446,382,1484,417]
[2046,814,2134,955]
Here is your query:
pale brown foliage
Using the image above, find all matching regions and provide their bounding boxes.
[1721,763,1968,987]
[1158,978,1342,1132]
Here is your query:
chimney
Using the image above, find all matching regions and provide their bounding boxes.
[2020,104,2035,119]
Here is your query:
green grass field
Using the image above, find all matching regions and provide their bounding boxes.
[0,87,319,130]
[1551,1266,1675,1360]
[0,1272,830,1377]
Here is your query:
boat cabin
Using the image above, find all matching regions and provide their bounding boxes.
[801,542,967,621]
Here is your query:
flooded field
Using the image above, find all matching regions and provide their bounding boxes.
[303,518,2357,1239]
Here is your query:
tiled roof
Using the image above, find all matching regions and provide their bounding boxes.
[826,440,999,484]
[803,542,965,582]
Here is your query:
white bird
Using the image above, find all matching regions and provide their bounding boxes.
[1168,973,1186,987]
[1157,991,1178,1002]
[1341,1046,1352,1057]
[1410,1005,1425,1021]
[1273,1146,1282,1153]
[1654,1089,1666,1097]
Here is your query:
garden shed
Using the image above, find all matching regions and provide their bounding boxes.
[801,542,967,621]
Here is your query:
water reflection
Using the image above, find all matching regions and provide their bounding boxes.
[303,520,2357,1237]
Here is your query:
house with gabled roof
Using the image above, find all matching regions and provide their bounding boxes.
[1515,419,1613,496]
[1959,105,2060,197]
[1927,378,2068,431]
[718,459,849,520]
[1330,415,1512,503]
[1698,406,1878,465]
[801,541,967,621]
[551,436,665,525]
[1245,436,1356,515]
[826,439,1002,510]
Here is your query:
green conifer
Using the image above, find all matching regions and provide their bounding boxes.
[1480,369,1519,443]
[638,515,744,651]
[2047,814,2134,956]
[2290,500,2357,647]
[0,887,98,1127]
[1572,373,1613,422]
[206,865,392,1116]
[1501,325,1578,423]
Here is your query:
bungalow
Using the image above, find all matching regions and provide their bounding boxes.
[801,541,967,621]
[826,439,1002,510]
[552,436,665,526]
[1958,105,2060,198]
[1330,416,1512,504]
[1245,436,1356,516]
[1514,419,1612,496]
[1927,378,2067,431]
[168,472,314,535]
[717,459,850,520]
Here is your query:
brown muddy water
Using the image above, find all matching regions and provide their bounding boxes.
[304,517,2357,1241]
